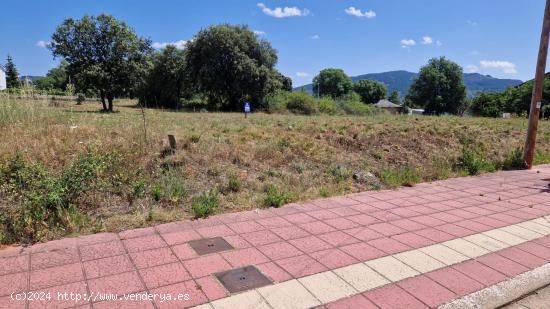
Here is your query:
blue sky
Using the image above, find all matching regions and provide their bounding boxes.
[0,0,546,86]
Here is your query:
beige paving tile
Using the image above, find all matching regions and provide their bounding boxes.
[258,279,321,309]
[517,221,550,235]
[394,249,446,273]
[365,256,419,282]
[501,225,544,240]
[420,244,469,265]
[483,229,524,246]
[211,290,270,309]
[464,234,509,252]
[534,217,550,228]
[192,304,214,309]
[333,263,390,292]
[298,271,356,303]
[442,238,489,258]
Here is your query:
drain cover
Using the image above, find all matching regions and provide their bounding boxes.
[188,237,234,255]
[215,266,273,293]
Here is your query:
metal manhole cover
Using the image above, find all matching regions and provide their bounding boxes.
[188,237,234,255]
[215,266,273,293]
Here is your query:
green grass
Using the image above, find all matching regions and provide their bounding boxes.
[2,96,550,243]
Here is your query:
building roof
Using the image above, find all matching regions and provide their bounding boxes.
[374,99,402,108]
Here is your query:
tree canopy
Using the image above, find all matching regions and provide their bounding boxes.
[5,55,19,89]
[406,57,467,115]
[138,45,190,109]
[35,61,69,93]
[50,14,152,111]
[312,68,353,99]
[185,24,287,110]
[388,90,401,105]
[353,80,387,104]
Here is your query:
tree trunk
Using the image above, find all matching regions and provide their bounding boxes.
[100,91,107,111]
[107,96,114,112]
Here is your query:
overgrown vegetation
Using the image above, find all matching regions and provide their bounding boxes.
[1,98,549,244]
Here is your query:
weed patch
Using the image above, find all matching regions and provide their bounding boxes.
[263,184,297,208]
[192,190,219,218]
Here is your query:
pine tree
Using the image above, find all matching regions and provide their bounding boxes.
[5,55,20,89]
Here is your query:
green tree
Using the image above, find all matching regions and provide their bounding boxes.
[138,45,190,109]
[312,68,352,99]
[406,57,467,115]
[470,92,504,117]
[185,24,285,110]
[353,80,387,104]
[50,14,152,112]
[35,60,69,92]
[5,55,20,89]
[388,90,401,105]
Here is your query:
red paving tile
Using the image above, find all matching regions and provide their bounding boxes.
[31,247,79,270]
[282,212,317,224]
[452,260,507,286]
[271,225,311,240]
[195,224,235,238]
[434,223,475,237]
[150,280,208,309]
[476,253,529,277]
[391,232,434,249]
[410,215,447,227]
[299,221,337,234]
[80,240,125,261]
[369,222,406,236]
[256,262,293,282]
[415,228,455,242]
[318,231,360,246]
[195,276,229,301]
[364,284,428,309]
[226,221,264,234]
[240,230,282,246]
[221,247,270,267]
[258,241,302,260]
[182,255,231,278]
[368,237,411,254]
[497,247,546,269]
[88,271,144,295]
[427,267,485,296]
[290,235,333,253]
[0,272,27,296]
[324,217,360,229]
[340,242,385,261]
[28,281,89,309]
[325,294,378,309]
[131,247,178,269]
[0,255,28,276]
[344,227,384,241]
[222,234,251,249]
[391,218,427,231]
[140,262,191,289]
[123,234,167,252]
[275,255,327,277]
[159,230,200,246]
[398,275,456,307]
[30,263,83,290]
[309,248,358,269]
[83,255,134,279]
[347,214,380,226]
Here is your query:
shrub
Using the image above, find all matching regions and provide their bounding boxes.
[264,91,289,113]
[0,152,110,243]
[227,175,241,192]
[330,165,351,182]
[152,171,188,204]
[286,92,318,115]
[318,97,338,115]
[76,93,86,105]
[337,97,377,116]
[263,184,296,208]
[502,148,526,170]
[192,190,219,218]
[455,144,495,175]
[379,165,421,188]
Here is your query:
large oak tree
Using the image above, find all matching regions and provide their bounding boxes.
[50,14,152,111]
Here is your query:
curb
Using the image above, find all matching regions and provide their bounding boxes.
[438,263,550,309]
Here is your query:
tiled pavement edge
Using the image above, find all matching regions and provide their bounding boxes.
[1,167,550,308]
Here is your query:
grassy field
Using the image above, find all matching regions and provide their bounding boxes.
[2,96,550,244]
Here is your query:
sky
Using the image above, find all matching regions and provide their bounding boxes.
[0,0,546,86]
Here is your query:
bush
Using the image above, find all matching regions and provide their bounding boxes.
[76,93,86,105]
[379,165,421,188]
[286,92,318,115]
[318,97,338,115]
[263,184,296,208]
[338,100,377,116]
[192,190,219,218]
[330,165,350,182]
[0,152,110,243]
[502,148,526,170]
[227,175,241,192]
[456,144,495,175]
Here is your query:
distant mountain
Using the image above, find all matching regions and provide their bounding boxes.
[294,70,523,97]
[19,75,43,82]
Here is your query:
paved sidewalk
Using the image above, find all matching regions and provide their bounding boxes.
[2,167,550,309]
[502,284,550,309]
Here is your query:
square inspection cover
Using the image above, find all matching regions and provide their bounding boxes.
[188,237,234,255]
[215,266,273,293]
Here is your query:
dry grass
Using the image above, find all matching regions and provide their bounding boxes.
[2,96,550,241]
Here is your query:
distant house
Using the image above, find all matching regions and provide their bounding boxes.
[0,65,6,90]
[374,99,403,114]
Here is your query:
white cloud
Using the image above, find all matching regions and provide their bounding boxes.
[152,40,187,50]
[465,65,479,73]
[310,34,320,40]
[254,30,266,36]
[480,60,518,74]
[344,7,376,18]
[400,39,416,48]
[421,36,433,45]
[296,72,310,77]
[257,3,309,18]
[467,20,478,26]
[36,40,50,48]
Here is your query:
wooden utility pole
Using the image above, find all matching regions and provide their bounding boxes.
[524,0,550,169]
